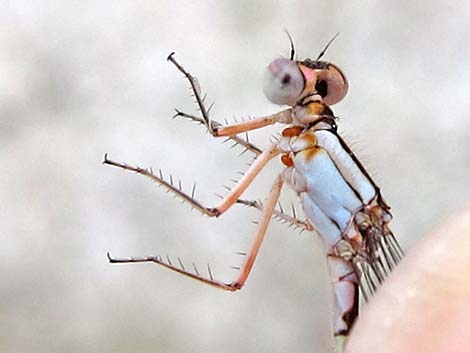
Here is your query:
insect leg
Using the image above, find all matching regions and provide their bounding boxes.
[226,173,284,289]
[213,111,292,136]
[103,144,279,217]
[173,112,308,228]
[210,145,280,215]
[107,252,236,291]
[108,173,284,291]
[236,198,314,232]
[173,110,262,155]
[167,53,293,136]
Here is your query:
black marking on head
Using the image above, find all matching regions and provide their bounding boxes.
[315,79,328,98]
[300,59,329,70]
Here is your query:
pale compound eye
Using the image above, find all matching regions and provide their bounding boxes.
[263,58,305,106]
[316,63,348,105]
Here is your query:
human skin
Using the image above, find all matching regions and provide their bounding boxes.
[345,210,470,353]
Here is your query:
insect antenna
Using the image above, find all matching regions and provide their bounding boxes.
[316,32,341,61]
[283,29,296,60]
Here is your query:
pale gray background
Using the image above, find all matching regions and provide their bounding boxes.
[2,1,470,353]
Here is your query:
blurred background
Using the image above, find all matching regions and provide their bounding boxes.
[2,1,470,352]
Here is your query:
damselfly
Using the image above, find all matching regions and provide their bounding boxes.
[104,34,404,351]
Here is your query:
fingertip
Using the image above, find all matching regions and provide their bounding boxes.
[346,210,470,353]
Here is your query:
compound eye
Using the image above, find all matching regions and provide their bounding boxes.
[316,64,348,105]
[263,58,304,106]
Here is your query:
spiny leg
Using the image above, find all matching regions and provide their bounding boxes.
[173,92,312,230]
[173,98,312,230]
[229,174,284,288]
[108,173,285,291]
[167,52,215,134]
[107,252,235,291]
[352,258,377,301]
[168,53,293,137]
[174,102,292,138]
[236,198,314,232]
[167,54,302,220]
[103,153,211,216]
[384,231,404,260]
[173,111,295,228]
[103,144,279,217]
[213,110,293,137]
[174,112,285,223]
[173,110,262,155]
